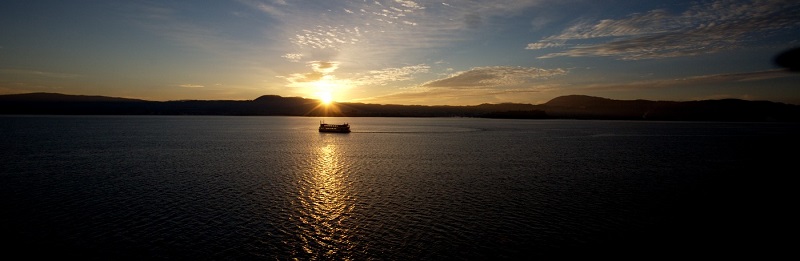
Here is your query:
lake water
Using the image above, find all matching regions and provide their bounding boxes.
[1,116,798,260]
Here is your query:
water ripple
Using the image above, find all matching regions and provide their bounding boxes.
[288,140,359,260]
[2,116,796,259]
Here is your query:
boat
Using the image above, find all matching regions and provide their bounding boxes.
[319,121,351,133]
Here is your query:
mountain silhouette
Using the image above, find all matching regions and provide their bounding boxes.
[1,92,798,122]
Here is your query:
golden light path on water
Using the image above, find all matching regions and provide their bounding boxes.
[293,138,356,260]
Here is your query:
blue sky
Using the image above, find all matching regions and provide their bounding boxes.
[1,0,798,105]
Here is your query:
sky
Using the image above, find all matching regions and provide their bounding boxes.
[1,0,799,105]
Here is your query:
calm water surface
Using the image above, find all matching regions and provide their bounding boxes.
[1,116,798,259]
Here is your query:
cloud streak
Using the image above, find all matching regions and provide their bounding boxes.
[351,64,431,86]
[531,0,800,60]
[571,69,794,92]
[353,65,567,105]
[178,84,204,88]
[236,0,288,18]
[423,66,567,89]
[0,69,81,79]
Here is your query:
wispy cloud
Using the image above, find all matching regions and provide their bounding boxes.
[356,65,567,105]
[354,84,556,105]
[677,69,795,83]
[571,69,794,92]
[351,64,431,86]
[281,0,432,54]
[423,66,567,89]
[274,1,545,62]
[177,84,204,88]
[236,0,288,18]
[279,61,340,85]
[282,53,304,62]
[531,0,800,60]
[0,69,81,78]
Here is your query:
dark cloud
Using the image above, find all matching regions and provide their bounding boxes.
[775,47,800,72]
[309,61,339,73]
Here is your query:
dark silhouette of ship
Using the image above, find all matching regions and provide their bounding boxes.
[319,120,351,133]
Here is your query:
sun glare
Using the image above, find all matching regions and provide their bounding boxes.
[319,91,334,105]
[313,78,337,106]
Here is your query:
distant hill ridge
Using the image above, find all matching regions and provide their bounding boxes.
[0,92,146,102]
[1,92,798,122]
[540,94,799,121]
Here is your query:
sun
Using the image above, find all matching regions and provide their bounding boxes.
[310,76,346,107]
[318,91,334,105]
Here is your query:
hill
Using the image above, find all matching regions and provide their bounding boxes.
[1,92,798,122]
[541,95,800,121]
[0,92,146,102]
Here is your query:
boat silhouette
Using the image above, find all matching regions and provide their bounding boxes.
[319,120,351,133]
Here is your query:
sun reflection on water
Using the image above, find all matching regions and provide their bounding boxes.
[293,139,356,260]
